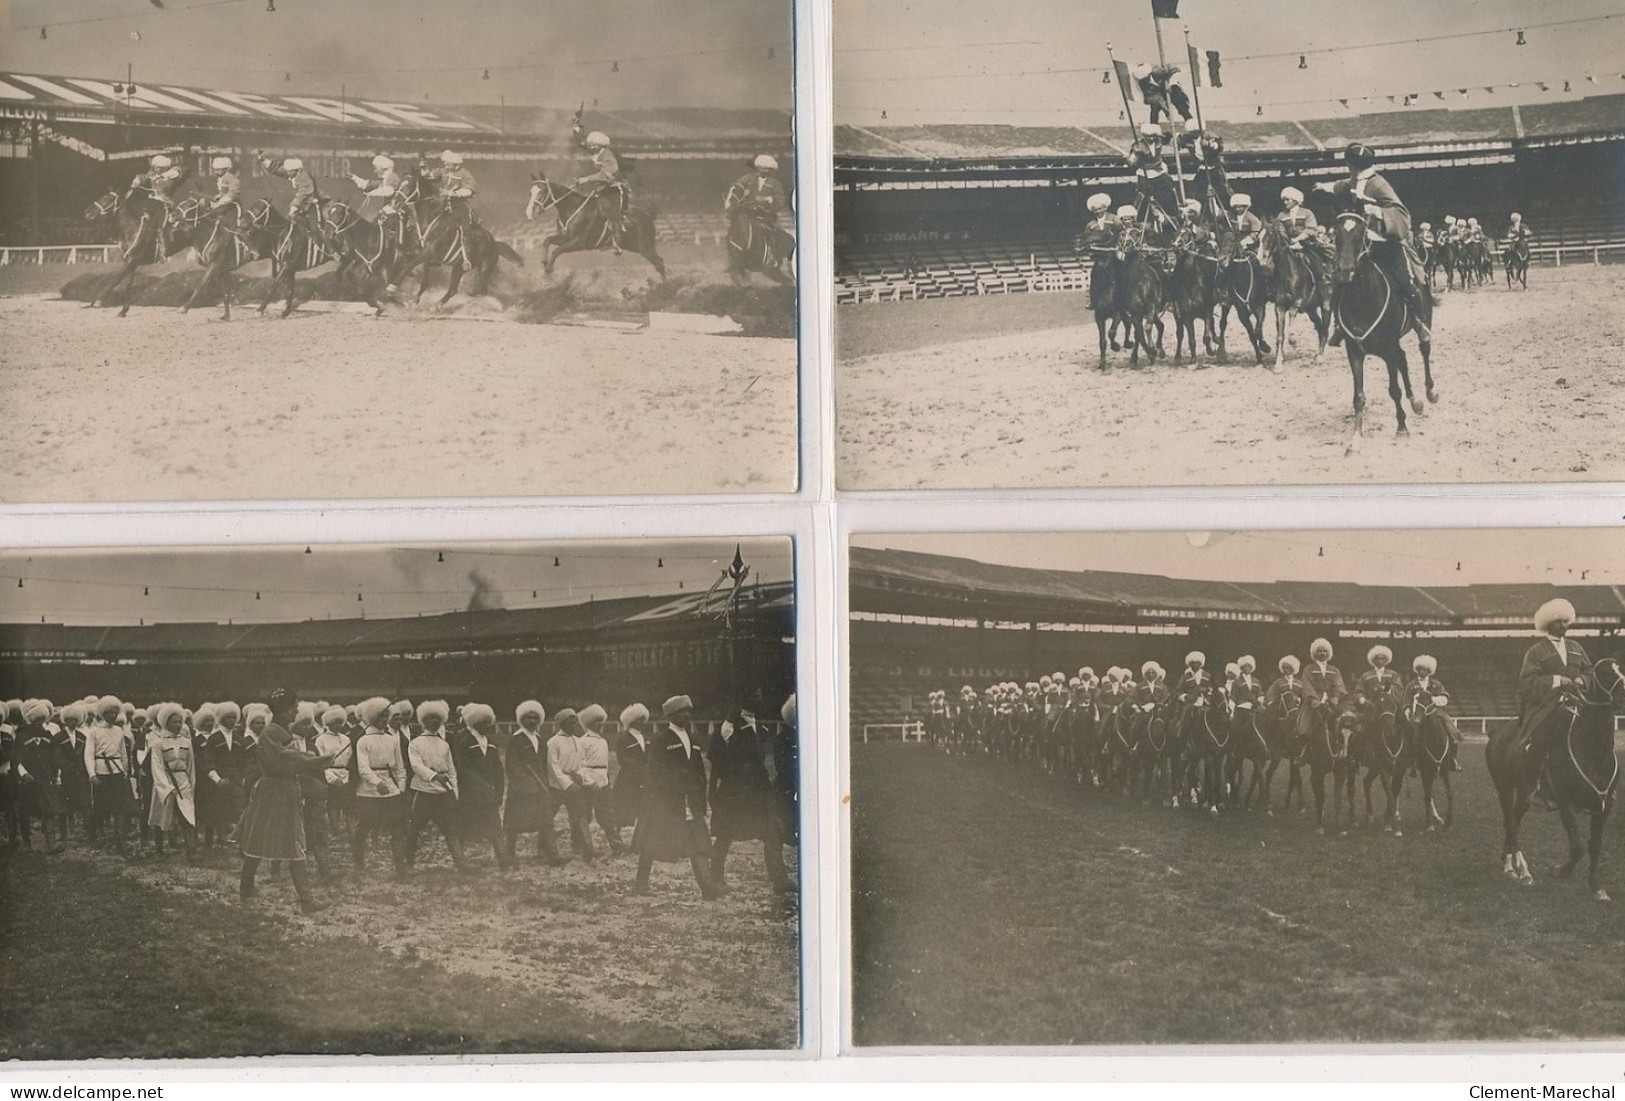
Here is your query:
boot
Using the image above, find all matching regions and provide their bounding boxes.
[634,854,654,896]
[291,862,328,915]
[239,857,261,900]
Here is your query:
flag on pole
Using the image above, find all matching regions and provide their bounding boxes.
[1114,58,1137,102]
[1152,0,1180,18]
[1187,40,1203,88]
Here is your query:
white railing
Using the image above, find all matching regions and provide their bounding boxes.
[860,721,925,744]
[1530,242,1625,266]
[0,244,120,266]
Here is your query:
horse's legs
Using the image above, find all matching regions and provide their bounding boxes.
[1095,312,1110,371]
[1362,768,1378,825]
[1555,801,1586,880]
[437,261,463,307]
[181,260,217,314]
[1311,768,1327,833]
[1273,303,1289,371]
[1388,353,1410,437]
[1346,346,1368,455]
[1588,810,1611,901]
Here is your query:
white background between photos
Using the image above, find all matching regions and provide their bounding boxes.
[4,0,1625,1082]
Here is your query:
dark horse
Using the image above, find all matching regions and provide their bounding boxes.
[1406,687,1456,831]
[319,202,407,317]
[83,187,192,317]
[240,199,336,318]
[1227,698,1275,813]
[1304,700,1358,835]
[1116,232,1167,368]
[725,204,796,286]
[1503,238,1531,291]
[1257,221,1331,373]
[1179,685,1230,815]
[402,198,524,305]
[1486,658,1624,901]
[1169,232,1221,365]
[1089,247,1124,371]
[167,198,276,321]
[524,174,665,278]
[1215,250,1272,363]
[1330,211,1436,455]
[1354,685,1410,834]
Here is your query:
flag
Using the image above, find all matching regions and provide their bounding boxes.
[1188,41,1202,88]
[1114,58,1137,102]
[1206,49,1222,87]
[1152,0,1180,18]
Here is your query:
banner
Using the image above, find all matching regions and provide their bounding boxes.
[1113,59,1137,103]
[1188,41,1203,88]
[1152,0,1180,19]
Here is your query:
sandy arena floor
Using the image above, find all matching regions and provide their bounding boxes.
[836,265,1625,490]
[2,283,797,502]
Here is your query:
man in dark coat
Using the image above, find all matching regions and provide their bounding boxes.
[503,700,567,865]
[199,701,250,851]
[613,703,653,834]
[1514,598,1595,795]
[632,695,720,899]
[15,700,66,852]
[454,702,512,870]
[237,689,335,915]
[709,701,790,892]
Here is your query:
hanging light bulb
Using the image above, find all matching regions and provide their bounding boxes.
[40,26,48,39]
[1317,547,1324,557]
[1515,29,1527,45]
[1102,70,1112,84]
[143,586,150,596]
[553,556,561,567]
[305,546,312,554]
[767,46,775,59]
[482,69,490,80]
[658,557,664,568]
[16,578,23,588]
[437,551,444,562]
[284,72,291,82]
[1298,55,1307,70]
[255,591,261,599]
[357,592,363,601]
[611,60,620,73]
[531,590,537,599]
[1256,105,1264,116]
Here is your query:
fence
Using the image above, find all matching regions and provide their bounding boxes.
[858,721,925,744]
[1530,242,1625,266]
[0,244,121,266]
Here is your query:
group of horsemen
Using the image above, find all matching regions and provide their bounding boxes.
[917,597,1605,807]
[1076,119,1538,344]
[123,117,790,269]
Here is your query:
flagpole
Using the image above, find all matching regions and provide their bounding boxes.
[1151,11,1187,205]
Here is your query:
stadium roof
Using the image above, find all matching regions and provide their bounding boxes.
[0,582,794,660]
[0,71,789,158]
[834,94,1625,178]
[850,547,1625,628]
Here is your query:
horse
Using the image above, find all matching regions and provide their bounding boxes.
[241,198,338,318]
[1132,698,1180,806]
[1503,238,1530,290]
[1260,683,1309,815]
[402,199,524,306]
[725,206,796,286]
[82,187,193,317]
[1435,237,1460,291]
[1256,221,1332,372]
[1353,685,1411,834]
[318,201,406,318]
[1088,247,1125,370]
[1406,688,1456,831]
[1215,251,1272,363]
[164,198,275,321]
[1097,696,1137,795]
[1226,698,1275,812]
[1303,700,1358,835]
[1116,235,1168,368]
[1485,658,1624,900]
[1168,233,1221,365]
[1329,211,1437,455]
[1178,684,1230,815]
[524,173,665,279]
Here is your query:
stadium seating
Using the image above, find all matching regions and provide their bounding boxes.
[835,233,1092,304]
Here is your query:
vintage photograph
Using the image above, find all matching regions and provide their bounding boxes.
[0,538,801,1057]
[0,0,798,501]
[848,530,1625,1045]
[834,0,1625,489]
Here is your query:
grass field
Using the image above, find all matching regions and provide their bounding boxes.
[850,742,1625,1047]
[1,828,799,1059]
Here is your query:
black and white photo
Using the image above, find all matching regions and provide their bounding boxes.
[834,0,1624,489]
[849,530,1625,1045]
[0,0,799,501]
[0,537,801,1057]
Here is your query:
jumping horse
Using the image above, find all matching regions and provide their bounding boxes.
[525,173,665,279]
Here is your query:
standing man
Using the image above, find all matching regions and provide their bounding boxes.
[546,708,593,861]
[504,700,567,866]
[146,702,198,861]
[709,700,791,893]
[453,703,511,871]
[403,700,466,873]
[352,696,407,876]
[85,696,136,853]
[632,696,720,899]
[236,690,335,915]
[576,705,625,856]
[613,703,652,836]
[14,700,65,853]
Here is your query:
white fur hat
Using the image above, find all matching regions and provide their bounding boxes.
[211,156,233,171]
[1281,186,1304,203]
[1186,651,1205,667]
[1086,192,1112,212]
[662,694,693,718]
[22,699,51,724]
[244,702,272,723]
[389,699,413,719]
[1230,193,1252,207]
[1279,655,1301,675]
[1412,654,1437,674]
[753,154,778,170]
[1138,121,1162,139]
[620,702,650,728]
[321,705,347,729]
[515,699,545,723]
[153,702,185,730]
[579,703,608,728]
[416,699,450,725]
[356,696,392,728]
[1238,655,1256,671]
[215,701,241,725]
[1310,638,1333,659]
[1224,662,1240,677]
[1141,660,1158,677]
[463,703,496,728]
[1117,205,1138,220]
[1535,597,1576,633]
[1367,644,1393,666]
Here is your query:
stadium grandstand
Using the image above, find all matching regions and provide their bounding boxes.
[849,547,1625,734]
[0,70,792,251]
[0,581,795,726]
[834,95,1625,303]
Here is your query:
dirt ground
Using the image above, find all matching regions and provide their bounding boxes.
[2,823,800,1056]
[836,265,1625,490]
[0,243,798,501]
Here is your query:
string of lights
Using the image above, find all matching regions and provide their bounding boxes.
[17,0,263,34]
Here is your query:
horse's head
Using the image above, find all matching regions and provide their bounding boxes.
[1331,210,1370,282]
[320,201,354,235]
[525,174,555,221]
[1589,658,1625,707]
[1255,220,1288,270]
[85,191,121,221]
[169,197,205,227]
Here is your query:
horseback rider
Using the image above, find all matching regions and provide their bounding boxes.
[1115,204,1141,248]
[1300,638,1352,756]
[1315,142,1431,343]
[347,154,406,225]
[131,154,185,252]
[1516,598,1595,800]
[1177,198,1216,255]
[1231,655,1263,717]
[725,154,790,266]
[1228,193,1262,256]
[1174,651,1213,725]
[433,150,477,229]
[1355,644,1403,709]
[202,155,242,227]
[572,122,628,254]
[1136,661,1170,719]
[1416,221,1435,252]
[1261,655,1304,726]
[1406,655,1463,768]
[1503,212,1534,253]
[1078,193,1121,252]
[258,154,324,238]
[1128,123,1180,236]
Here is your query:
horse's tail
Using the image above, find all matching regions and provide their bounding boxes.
[494,239,525,267]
